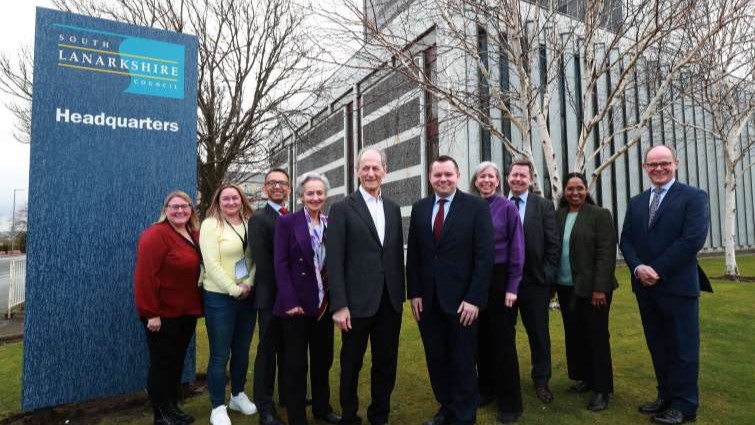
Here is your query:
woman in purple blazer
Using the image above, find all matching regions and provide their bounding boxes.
[274,172,340,425]
[470,161,526,423]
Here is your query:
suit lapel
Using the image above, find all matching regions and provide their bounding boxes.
[649,182,679,230]
[293,211,316,269]
[349,191,382,246]
[382,198,393,245]
[437,191,465,245]
[523,195,536,234]
[421,197,436,247]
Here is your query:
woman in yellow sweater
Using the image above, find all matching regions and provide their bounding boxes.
[199,183,256,425]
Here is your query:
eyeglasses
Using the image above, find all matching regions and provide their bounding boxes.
[167,204,191,211]
[644,161,674,169]
[266,180,290,187]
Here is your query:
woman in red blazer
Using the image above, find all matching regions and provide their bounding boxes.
[134,190,203,425]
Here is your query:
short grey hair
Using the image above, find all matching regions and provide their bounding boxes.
[295,172,330,197]
[469,161,502,196]
[356,147,387,169]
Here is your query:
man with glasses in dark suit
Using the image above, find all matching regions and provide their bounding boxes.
[249,168,290,425]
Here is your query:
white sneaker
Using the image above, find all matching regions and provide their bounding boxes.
[210,405,232,425]
[228,392,258,415]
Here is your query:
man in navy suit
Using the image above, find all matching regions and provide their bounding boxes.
[620,145,710,425]
[407,155,494,425]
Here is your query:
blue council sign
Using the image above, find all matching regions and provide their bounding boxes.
[23,8,198,410]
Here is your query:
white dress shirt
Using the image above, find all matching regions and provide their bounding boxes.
[359,186,385,246]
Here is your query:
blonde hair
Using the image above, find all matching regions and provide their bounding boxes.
[157,190,199,230]
[205,183,254,224]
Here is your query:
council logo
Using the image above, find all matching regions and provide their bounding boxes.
[54,23,185,100]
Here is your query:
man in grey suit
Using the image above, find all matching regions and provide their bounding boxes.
[248,168,290,425]
[506,159,560,404]
[327,148,406,425]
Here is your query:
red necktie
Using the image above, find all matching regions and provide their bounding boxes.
[433,199,446,244]
[279,206,288,215]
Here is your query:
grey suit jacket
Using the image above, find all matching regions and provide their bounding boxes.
[326,190,406,318]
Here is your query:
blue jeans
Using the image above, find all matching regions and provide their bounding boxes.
[204,290,257,408]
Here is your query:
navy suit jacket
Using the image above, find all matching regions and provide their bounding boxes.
[406,190,494,314]
[620,181,710,297]
[273,209,323,317]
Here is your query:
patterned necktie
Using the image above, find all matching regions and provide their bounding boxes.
[433,199,447,244]
[648,187,664,226]
[279,206,288,215]
[512,196,522,210]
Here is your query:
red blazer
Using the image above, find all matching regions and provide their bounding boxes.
[134,221,203,318]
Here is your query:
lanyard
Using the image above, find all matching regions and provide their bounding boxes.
[224,218,247,247]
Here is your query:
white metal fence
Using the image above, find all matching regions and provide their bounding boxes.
[8,258,26,318]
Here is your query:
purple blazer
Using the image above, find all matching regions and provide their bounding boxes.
[273,209,323,317]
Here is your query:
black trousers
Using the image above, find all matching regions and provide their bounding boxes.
[419,302,478,425]
[253,309,286,414]
[339,287,402,425]
[515,282,552,386]
[281,312,335,425]
[556,285,614,393]
[477,265,523,415]
[142,315,197,406]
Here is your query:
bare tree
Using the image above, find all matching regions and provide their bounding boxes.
[314,0,748,203]
[0,0,323,215]
[0,47,33,143]
[674,0,755,277]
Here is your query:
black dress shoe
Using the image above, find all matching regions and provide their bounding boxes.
[315,412,343,424]
[166,402,194,424]
[535,385,554,404]
[259,412,285,425]
[567,381,590,394]
[652,408,697,424]
[587,392,609,412]
[639,397,671,414]
[422,412,452,425]
[153,404,182,425]
[496,411,521,424]
[338,415,362,425]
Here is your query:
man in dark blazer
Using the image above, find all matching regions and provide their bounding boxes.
[248,168,290,425]
[327,148,406,425]
[506,159,560,404]
[620,145,710,425]
[407,155,494,425]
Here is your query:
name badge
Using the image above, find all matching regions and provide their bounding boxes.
[235,257,249,281]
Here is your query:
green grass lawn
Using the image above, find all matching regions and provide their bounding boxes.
[1,256,754,424]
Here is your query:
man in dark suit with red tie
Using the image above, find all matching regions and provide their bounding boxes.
[407,155,494,425]
[620,145,710,425]
[248,168,290,425]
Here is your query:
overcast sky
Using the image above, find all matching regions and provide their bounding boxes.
[0,1,54,231]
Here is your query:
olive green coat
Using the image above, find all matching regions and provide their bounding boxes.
[556,202,618,297]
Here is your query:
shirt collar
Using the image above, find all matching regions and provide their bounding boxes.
[508,190,529,203]
[435,190,457,205]
[359,185,382,202]
[655,178,675,192]
[267,200,284,213]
